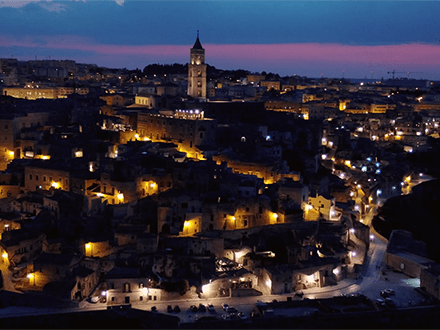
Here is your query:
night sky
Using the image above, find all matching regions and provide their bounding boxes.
[1,0,440,79]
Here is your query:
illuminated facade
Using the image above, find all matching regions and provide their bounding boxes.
[24,163,70,192]
[188,32,207,99]
[212,154,298,185]
[2,86,89,100]
[137,109,217,160]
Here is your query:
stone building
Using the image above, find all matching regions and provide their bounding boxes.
[187,33,207,99]
[385,230,435,278]
[137,109,217,159]
[105,266,164,306]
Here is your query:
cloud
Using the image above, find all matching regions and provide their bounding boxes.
[0,0,121,11]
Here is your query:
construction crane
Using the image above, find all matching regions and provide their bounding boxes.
[387,70,424,79]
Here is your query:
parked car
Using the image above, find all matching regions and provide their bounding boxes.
[207,304,215,313]
[380,290,390,298]
[190,305,198,312]
[221,314,231,320]
[237,312,248,320]
[174,305,181,313]
[376,298,386,307]
[151,306,157,312]
[226,306,238,313]
[222,303,229,311]
[198,303,206,312]
[385,288,395,296]
[251,311,261,318]
[167,305,173,313]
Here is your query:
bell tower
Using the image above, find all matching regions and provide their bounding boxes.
[188,31,207,99]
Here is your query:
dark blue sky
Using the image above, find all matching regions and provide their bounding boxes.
[1,1,440,79]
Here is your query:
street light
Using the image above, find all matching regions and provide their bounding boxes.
[85,243,93,257]
[27,273,36,286]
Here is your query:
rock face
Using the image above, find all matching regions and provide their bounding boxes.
[372,179,440,263]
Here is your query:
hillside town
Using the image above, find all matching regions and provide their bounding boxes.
[1,36,440,327]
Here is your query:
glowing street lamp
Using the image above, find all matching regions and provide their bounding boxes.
[27,273,36,286]
[85,243,93,257]
[231,216,236,229]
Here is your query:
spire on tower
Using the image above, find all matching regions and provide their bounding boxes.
[192,31,203,50]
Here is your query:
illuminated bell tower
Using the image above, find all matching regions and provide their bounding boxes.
[188,31,207,99]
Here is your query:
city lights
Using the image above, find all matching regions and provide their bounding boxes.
[0,22,436,324]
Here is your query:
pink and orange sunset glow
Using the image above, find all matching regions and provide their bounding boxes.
[1,1,440,79]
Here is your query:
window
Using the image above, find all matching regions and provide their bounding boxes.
[29,174,32,180]
[123,283,130,292]
[139,282,144,289]
[140,296,143,301]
